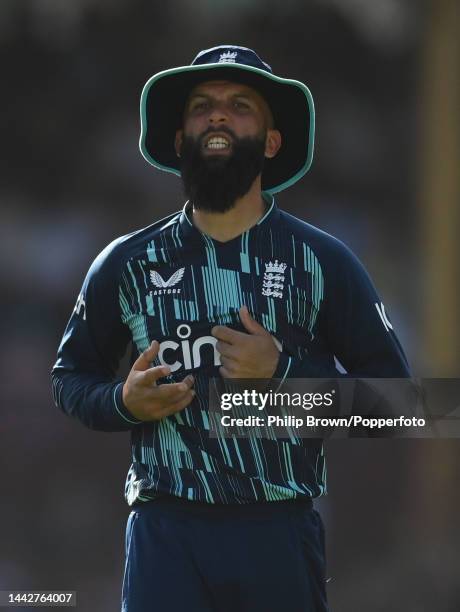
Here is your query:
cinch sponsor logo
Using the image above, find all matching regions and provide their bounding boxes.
[158,324,220,373]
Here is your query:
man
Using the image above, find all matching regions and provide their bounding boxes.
[52,45,410,612]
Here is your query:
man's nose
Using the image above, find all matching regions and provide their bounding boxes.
[208,103,229,124]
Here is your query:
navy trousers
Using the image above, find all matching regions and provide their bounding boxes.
[121,496,328,612]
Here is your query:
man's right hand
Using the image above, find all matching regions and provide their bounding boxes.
[122,340,195,422]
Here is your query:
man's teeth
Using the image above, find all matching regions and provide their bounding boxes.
[206,137,230,149]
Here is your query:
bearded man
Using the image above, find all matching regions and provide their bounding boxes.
[52,45,410,612]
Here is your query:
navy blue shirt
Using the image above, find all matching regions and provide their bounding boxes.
[52,194,410,504]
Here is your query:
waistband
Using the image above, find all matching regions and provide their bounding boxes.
[131,495,313,520]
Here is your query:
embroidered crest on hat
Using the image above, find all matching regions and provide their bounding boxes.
[219,50,237,63]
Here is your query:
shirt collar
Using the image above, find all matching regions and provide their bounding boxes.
[178,192,280,244]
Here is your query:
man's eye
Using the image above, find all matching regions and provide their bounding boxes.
[234,101,249,109]
[191,102,208,111]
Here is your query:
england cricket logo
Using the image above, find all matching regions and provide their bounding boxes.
[262,260,287,299]
[150,268,185,296]
[219,51,237,63]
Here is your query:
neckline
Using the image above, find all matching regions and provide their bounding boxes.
[179,192,278,247]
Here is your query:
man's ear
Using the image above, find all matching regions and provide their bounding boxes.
[175,129,183,158]
[265,129,282,159]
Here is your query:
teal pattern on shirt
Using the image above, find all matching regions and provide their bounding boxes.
[53,193,410,505]
[118,195,326,504]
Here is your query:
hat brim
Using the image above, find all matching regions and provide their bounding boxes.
[139,63,315,194]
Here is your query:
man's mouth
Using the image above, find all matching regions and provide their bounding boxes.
[203,135,232,150]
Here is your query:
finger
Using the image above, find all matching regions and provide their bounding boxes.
[140,383,192,413]
[219,365,232,379]
[141,364,171,385]
[155,378,195,400]
[239,306,269,336]
[215,340,239,360]
[211,325,245,344]
[159,390,196,418]
[181,374,195,388]
[220,356,237,372]
[132,341,160,372]
[172,374,195,391]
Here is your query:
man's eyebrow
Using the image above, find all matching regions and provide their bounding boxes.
[188,92,254,101]
[232,94,254,101]
[188,93,209,99]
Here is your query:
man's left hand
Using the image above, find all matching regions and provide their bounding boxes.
[211,306,279,379]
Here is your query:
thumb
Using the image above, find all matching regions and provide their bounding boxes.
[239,306,269,336]
[132,340,160,372]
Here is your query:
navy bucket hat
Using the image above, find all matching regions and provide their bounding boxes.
[139,45,315,194]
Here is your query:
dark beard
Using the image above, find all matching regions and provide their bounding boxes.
[179,129,266,213]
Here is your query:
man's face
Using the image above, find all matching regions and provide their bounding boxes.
[175,80,281,213]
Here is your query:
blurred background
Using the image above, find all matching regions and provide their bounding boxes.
[1,0,459,610]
